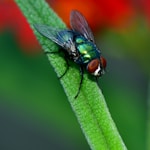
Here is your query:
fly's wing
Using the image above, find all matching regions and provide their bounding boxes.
[34,24,74,50]
[70,10,95,42]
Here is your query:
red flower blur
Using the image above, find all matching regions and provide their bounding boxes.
[49,0,135,31]
[0,0,149,53]
[0,0,39,53]
[142,0,150,26]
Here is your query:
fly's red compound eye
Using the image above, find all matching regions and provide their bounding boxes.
[100,57,107,69]
[87,59,100,73]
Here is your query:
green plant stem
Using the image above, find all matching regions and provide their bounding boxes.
[15,0,127,149]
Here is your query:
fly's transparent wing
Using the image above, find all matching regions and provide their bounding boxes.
[34,24,74,50]
[70,10,95,42]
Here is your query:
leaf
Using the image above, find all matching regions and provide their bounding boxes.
[15,0,127,149]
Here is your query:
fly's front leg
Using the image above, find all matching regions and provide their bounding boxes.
[74,66,84,99]
[95,76,99,85]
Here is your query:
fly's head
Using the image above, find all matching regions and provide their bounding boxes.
[87,57,107,77]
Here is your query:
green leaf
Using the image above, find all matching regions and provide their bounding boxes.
[15,0,127,149]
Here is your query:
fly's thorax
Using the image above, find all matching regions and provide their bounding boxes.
[75,36,85,44]
[78,43,93,63]
[75,36,100,64]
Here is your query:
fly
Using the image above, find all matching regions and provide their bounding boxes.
[34,10,107,98]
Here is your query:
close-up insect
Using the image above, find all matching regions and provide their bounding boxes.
[34,10,107,98]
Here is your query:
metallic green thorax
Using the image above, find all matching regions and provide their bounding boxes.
[75,36,100,64]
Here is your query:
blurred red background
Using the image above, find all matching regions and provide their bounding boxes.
[1,0,150,52]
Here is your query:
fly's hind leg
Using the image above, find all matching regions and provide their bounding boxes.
[74,66,84,99]
[45,50,70,79]
[44,49,60,55]
[58,55,70,79]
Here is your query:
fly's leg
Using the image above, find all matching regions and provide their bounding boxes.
[44,50,60,55]
[95,76,99,85]
[59,56,70,79]
[74,66,84,99]
[95,77,103,93]
[44,50,70,79]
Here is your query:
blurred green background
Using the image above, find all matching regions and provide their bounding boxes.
[0,0,150,150]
